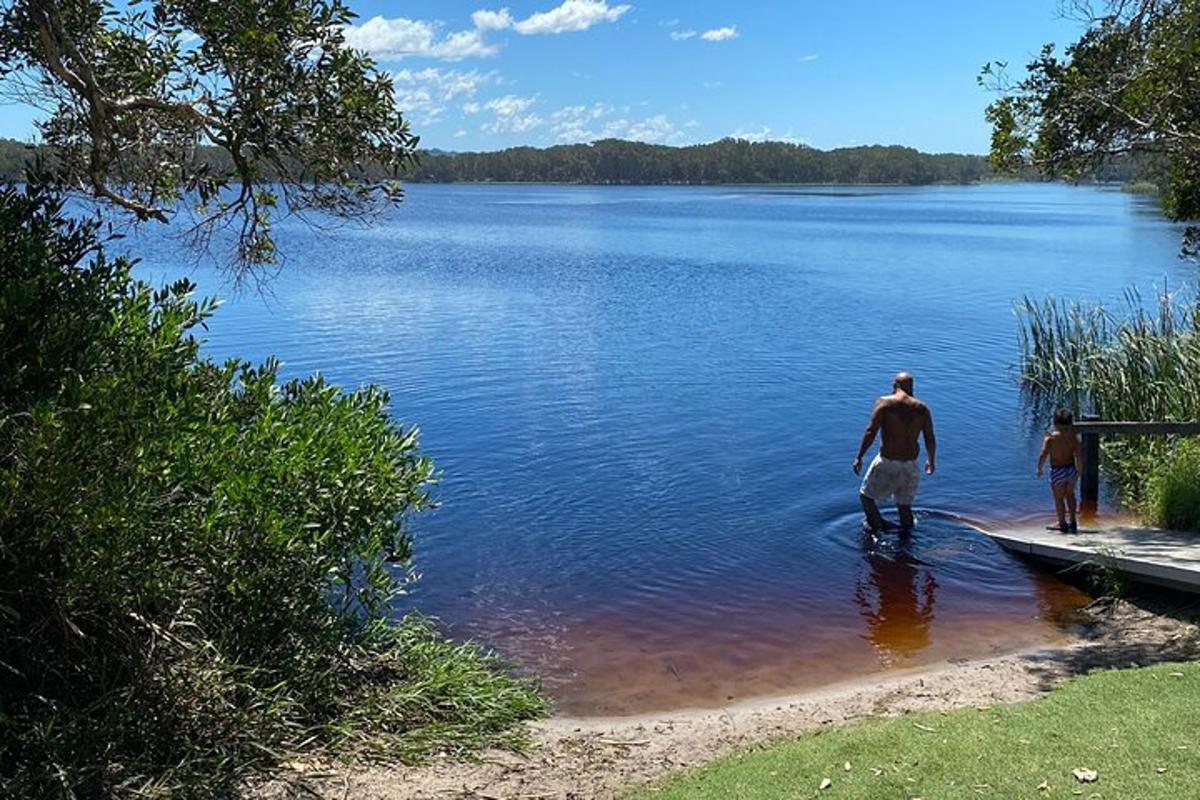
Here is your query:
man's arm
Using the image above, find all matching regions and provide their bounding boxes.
[922,407,937,475]
[853,401,884,475]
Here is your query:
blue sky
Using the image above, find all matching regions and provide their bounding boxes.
[0,1,1085,153]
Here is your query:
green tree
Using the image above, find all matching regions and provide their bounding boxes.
[982,0,1200,253]
[0,0,417,269]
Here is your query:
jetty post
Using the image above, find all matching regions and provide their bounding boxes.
[1080,414,1101,516]
[1072,419,1200,516]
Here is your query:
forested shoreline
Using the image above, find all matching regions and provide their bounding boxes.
[0,135,1151,187]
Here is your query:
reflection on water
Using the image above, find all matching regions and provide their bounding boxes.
[855,531,937,663]
[132,183,1189,715]
[499,514,1090,715]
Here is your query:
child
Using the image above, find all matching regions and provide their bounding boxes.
[1036,408,1082,532]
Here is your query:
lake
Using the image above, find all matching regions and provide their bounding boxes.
[138,182,1189,715]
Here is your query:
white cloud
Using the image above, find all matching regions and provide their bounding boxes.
[659,18,680,28]
[625,114,682,143]
[453,129,468,137]
[702,80,723,88]
[471,8,514,30]
[344,16,498,60]
[550,102,615,142]
[700,25,739,41]
[729,126,806,144]
[485,94,537,116]
[475,0,631,36]
[549,103,688,144]
[669,30,697,40]
[684,119,700,128]
[798,53,819,62]
[730,126,772,142]
[392,68,499,123]
[480,94,543,134]
[483,113,544,134]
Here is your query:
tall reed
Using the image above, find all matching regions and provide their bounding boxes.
[1016,287,1200,423]
[1016,285,1200,518]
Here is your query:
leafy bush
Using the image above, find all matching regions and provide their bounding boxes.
[1142,439,1200,532]
[0,180,544,799]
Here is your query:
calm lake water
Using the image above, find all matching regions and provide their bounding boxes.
[139,183,1189,715]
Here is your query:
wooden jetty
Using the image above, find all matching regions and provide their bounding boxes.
[975,521,1200,592]
[973,419,1200,592]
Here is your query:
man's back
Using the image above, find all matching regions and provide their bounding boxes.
[878,392,928,461]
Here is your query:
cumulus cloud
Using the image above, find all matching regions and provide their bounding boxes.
[624,114,683,143]
[700,25,739,41]
[730,126,772,142]
[550,102,615,142]
[481,94,543,134]
[471,8,514,30]
[486,94,537,116]
[392,68,499,123]
[475,0,631,36]
[729,126,806,144]
[549,103,688,145]
[344,16,498,60]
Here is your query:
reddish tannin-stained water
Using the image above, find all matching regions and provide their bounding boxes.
[138,183,1185,715]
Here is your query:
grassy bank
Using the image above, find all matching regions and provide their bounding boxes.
[638,662,1200,799]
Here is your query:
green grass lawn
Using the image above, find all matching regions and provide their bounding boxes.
[637,662,1200,800]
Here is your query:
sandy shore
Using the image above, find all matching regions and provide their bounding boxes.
[252,595,1199,800]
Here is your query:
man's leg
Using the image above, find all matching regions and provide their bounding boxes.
[860,493,889,532]
[898,505,915,530]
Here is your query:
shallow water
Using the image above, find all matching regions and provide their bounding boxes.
[137,183,1188,715]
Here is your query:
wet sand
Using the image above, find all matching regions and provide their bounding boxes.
[249,594,1200,800]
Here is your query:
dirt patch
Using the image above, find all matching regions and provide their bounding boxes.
[249,594,1199,800]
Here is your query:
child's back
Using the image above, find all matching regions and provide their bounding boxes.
[1045,428,1079,466]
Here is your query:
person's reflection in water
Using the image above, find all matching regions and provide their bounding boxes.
[853,532,937,663]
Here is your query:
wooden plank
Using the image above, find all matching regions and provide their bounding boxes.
[971,521,1200,593]
[1073,421,1200,435]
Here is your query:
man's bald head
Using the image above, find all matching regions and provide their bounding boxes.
[893,371,914,395]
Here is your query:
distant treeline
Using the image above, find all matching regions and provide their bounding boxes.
[409,139,990,184]
[0,135,1161,187]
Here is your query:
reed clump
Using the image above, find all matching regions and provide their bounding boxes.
[1016,286,1200,530]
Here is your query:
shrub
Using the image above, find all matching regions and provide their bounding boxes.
[1142,439,1200,532]
[0,180,544,799]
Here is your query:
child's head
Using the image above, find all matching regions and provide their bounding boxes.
[1053,408,1074,427]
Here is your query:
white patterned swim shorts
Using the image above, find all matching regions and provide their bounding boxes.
[860,454,921,506]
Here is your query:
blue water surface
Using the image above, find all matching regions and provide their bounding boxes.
[134,183,1189,713]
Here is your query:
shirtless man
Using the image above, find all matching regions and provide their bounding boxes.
[852,372,937,531]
